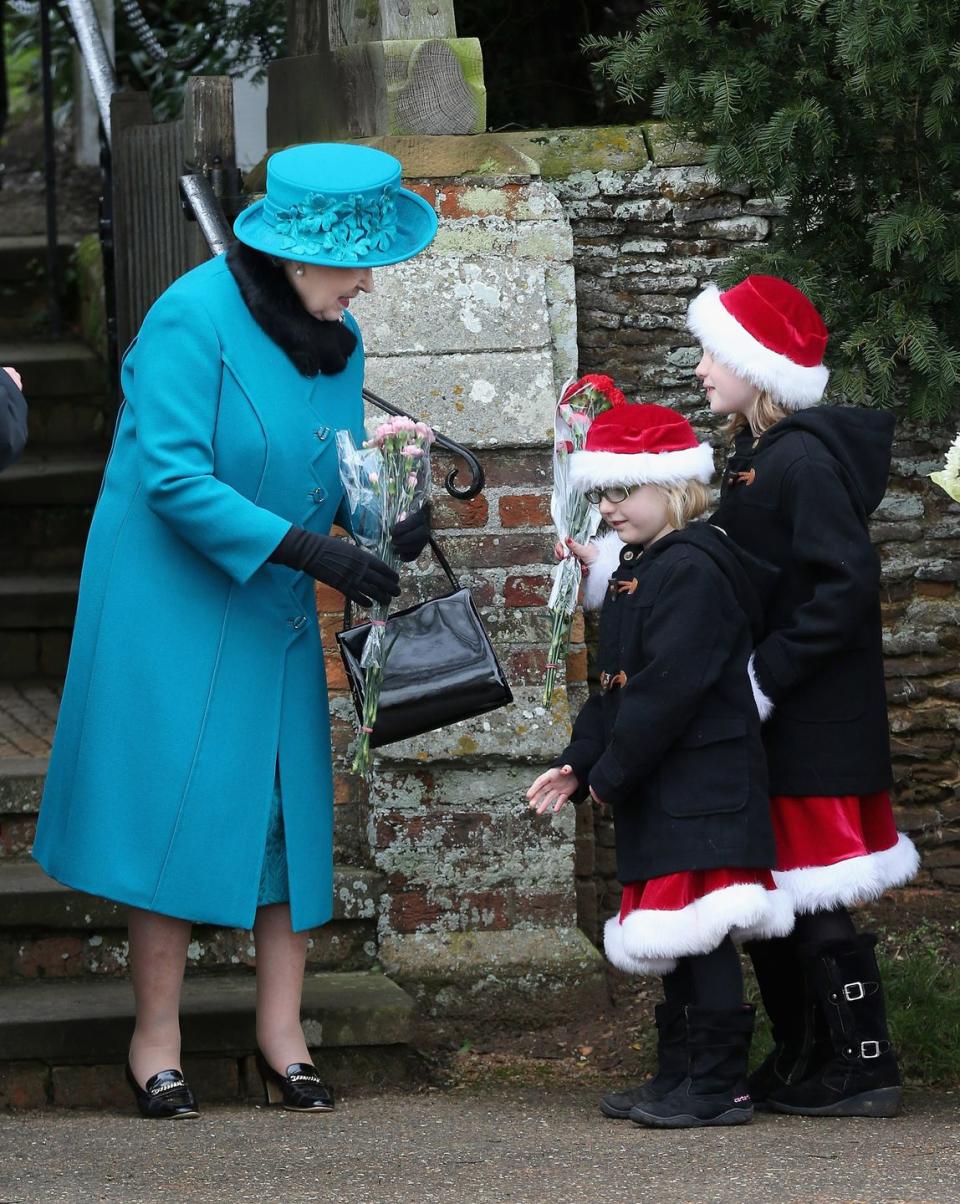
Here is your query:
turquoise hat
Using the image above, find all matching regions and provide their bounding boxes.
[233,142,438,268]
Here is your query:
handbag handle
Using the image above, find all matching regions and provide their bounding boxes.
[341,535,462,630]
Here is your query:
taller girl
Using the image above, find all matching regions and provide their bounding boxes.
[688,275,919,1117]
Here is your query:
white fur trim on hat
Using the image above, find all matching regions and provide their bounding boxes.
[609,882,795,967]
[569,442,715,490]
[748,654,775,722]
[581,530,624,611]
[773,833,920,915]
[687,285,829,410]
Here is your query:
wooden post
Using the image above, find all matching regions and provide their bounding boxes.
[287,0,330,56]
[271,0,485,143]
[327,0,458,46]
[182,77,237,268]
[111,77,237,352]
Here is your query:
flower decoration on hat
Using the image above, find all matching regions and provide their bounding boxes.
[687,274,829,410]
[569,404,715,490]
[274,187,399,261]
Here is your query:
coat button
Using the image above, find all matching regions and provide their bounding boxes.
[622,550,634,562]
[315,427,330,441]
[309,487,326,504]
[288,615,307,630]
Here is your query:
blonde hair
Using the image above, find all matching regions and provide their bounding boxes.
[656,479,712,530]
[723,390,788,441]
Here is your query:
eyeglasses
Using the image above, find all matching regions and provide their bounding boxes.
[584,484,638,505]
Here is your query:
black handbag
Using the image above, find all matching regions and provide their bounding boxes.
[335,537,513,748]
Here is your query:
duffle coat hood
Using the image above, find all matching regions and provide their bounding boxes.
[33,252,366,931]
[712,406,895,796]
[559,523,778,885]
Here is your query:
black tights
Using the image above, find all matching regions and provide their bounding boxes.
[792,905,858,946]
[662,936,744,1011]
[658,907,859,1012]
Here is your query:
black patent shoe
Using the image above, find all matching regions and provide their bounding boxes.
[256,1050,334,1112]
[125,1064,199,1119]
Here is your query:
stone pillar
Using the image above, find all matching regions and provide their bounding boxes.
[268,1,486,144]
[310,137,604,1034]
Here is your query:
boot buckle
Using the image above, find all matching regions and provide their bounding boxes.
[843,981,866,1001]
[860,1040,882,1059]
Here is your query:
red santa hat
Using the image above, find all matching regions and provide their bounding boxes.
[687,274,829,410]
[569,403,714,490]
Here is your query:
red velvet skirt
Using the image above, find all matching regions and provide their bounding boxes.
[769,791,920,914]
[603,866,794,976]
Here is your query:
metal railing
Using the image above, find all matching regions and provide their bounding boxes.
[32,0,484,499]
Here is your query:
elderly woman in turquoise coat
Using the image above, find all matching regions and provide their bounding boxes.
[32,143,437,1118]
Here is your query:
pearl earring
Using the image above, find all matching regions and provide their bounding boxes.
[294,264,305,277]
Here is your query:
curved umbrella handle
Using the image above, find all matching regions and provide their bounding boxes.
[362,387,485,501]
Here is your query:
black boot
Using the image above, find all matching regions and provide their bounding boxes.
[630,1005,755,1129]
[746,937,826,1108]
[600,1003,687,1118]
[769,933,902,1118]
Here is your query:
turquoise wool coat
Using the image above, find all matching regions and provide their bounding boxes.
[32,254,366,931]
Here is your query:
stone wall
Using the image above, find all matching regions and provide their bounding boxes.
[314,126,957,988]
[540,127,960,933]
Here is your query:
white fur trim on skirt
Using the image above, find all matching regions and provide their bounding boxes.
[772,832,921,915]
[603,882,795,976]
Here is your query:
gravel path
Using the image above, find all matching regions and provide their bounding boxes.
[1,1087,955,1203]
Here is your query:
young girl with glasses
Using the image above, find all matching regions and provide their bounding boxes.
[528,402,793,1129]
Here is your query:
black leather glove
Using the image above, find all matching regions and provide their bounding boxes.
[391,502,432,563]
[269,527,400,607]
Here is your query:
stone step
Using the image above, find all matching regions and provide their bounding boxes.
[0,505,93,572]
[0,577,79,680]
[0,969,414,1064]
[0,575,80,629]
[0,861,384,979]
[0,339,104,398]
[0,757,46,856]
[0,237,78,332]
[0,860,384,930]
[0,236,77,283]
[0,629,74,680]
[0,340,107,450]
[0,458,101,572]
[0,454,105,506]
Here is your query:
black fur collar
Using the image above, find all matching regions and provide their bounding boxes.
[226,241,358,377]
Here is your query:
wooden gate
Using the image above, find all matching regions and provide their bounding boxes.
[110,77,238,353]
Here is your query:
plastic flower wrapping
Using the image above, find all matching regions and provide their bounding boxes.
[542,374,629,705]
[337,417,436,775]
[930,433,960,503]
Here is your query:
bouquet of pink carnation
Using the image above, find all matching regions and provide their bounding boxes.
[337,416,436,775]
[542,374,629,705]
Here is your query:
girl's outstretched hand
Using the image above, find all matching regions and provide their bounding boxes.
[554,536,599,575]
[526,764,580,815]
